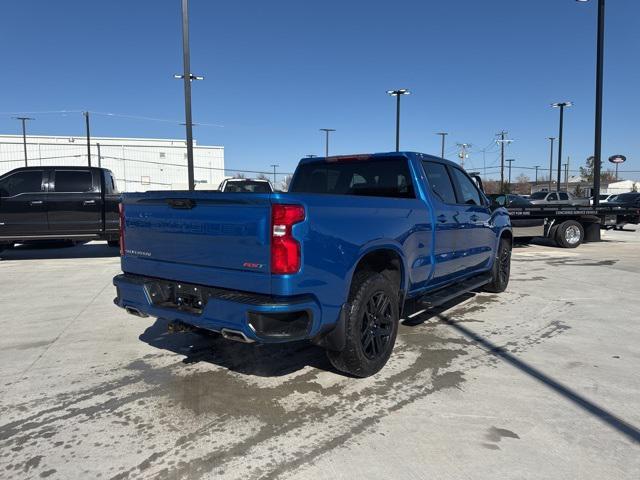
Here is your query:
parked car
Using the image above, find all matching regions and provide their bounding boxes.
[529,191,589,206]
[113,152,512,377]
[590,193,617,205]
[0,166,120,251]
[218,178,273,193]
[487,194,532,207]
[607,192,640,207]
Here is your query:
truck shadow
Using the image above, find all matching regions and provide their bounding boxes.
[138,317,335,377]
[0,241,119,260]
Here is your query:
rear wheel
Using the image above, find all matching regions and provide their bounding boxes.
[556,220,584,248]
[484,237,511,293]
[326,271,399,377]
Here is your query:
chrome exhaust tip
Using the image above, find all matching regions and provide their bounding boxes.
[221,328,255,343]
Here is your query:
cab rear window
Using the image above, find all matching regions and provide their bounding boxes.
[290,158,414,198]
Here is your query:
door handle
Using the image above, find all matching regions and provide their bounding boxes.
[83,200,96,206]
[437,214,447,223]
[29,200,43,206]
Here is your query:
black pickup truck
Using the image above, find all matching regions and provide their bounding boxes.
[0,166,120,250]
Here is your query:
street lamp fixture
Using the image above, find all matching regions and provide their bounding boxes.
[552,102,573,192]
[387,89,410,152]
[436,132,448,158]
[319,128,336,157]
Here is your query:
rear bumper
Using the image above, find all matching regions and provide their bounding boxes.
[113,273,323,343]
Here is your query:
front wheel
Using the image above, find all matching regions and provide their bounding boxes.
[484,237,511,293]
[326,271,399,377]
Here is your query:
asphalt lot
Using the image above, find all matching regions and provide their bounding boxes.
[1,231,639,480]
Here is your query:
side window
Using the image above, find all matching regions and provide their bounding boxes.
[0,171,43,197]
[422,161,457,204]
[559,193,569,200]
[107,172,119,194]
[548,193,558,201]
[450,168,482,205]
[54,170,93,193]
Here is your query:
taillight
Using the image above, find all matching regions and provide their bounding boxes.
[118,203,125,256]
[271,204,305,274]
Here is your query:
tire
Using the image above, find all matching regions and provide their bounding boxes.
[107,240,120,248]
[484,237,511,293]
[556,220,584,248]
[326,271,400,377]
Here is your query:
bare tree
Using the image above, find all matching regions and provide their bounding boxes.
[233,172,246,179]
[256,173,270,181]
[513,174,531,194]
[280,174,293,192]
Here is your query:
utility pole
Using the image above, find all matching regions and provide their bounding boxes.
[387,89,410,151]
[270,164,279,186]
[506,159,515,190]
[14,116,34,167]
[552,102,572,192]
[175,0,204,190]
[436,132,448,158]
[496,131,512,193]
[564,162,569,191]
[534,165,540,185]
[481,149,487,178]
[83,111,92,167]
[456,143,471,168]
[97,143,102,168]
[319,128,335,157]
[548,137,555,191]
[576,0,606,204]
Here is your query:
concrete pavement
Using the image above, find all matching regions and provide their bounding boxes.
[0,230,638,479]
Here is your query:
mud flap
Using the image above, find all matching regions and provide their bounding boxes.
[311,303,349,352]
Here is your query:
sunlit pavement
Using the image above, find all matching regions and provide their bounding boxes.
[1,230,639,479]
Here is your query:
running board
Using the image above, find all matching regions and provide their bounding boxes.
[404,272,492,319]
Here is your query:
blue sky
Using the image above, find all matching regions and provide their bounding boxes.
[1,0,638,179]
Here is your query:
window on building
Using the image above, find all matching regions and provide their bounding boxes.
[159,152,166,159]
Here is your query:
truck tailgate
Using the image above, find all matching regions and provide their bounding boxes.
[121,192,272,294]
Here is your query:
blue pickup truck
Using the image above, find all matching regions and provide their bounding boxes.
[114,152,512,377]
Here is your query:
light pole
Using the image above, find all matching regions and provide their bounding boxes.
[496,131,512,193]
[387,89,410,151]
[319,128,335,157]
[534,165,540,184]
[506,159,515,190]
[175,0,204,190]
[552,102,572,192]
[576,0,605,205]
[547,137,556,191]
[13,116,34,167]
[270,164,279,186]
[83,111,92,167]
[436,132,448,158]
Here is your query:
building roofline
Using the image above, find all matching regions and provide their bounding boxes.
[0,134,223,149]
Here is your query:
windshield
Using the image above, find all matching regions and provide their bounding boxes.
[223,181,271,193]
[530,191,547,200]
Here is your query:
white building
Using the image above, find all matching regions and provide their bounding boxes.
[0,134,224,192]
